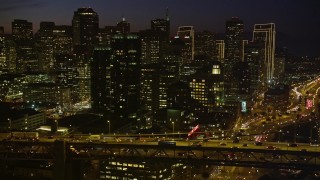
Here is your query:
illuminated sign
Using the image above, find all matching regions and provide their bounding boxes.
[306,99,313,109]
[188,124,199,137]
[241,101,247,112]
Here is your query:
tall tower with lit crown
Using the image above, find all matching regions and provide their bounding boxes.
[253,23,275,85]
[72,8,99,46]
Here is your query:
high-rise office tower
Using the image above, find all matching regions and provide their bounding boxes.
[0,34,6,72]
[151,8,170,40]
[12,19,33,41]
[140,29,167,64]
[35,22,55,72]
[73,46,91,102]
[225,17,243,64]
[116,17,130,34]
[253,23,275,85]
[12,19,37,73]
[158,63,179,109]
[188,62,224,114]
[0,35,16,73]
[110,33,141,123]
[140,64,158,127]
[140,9,171,64]
[224,17,244,99]
[274,47,287,81]
[72,8,98,102]
[54,54,77,85]
[194,31,216,61]
[244,42,264,93]
[52,25,73,55]
[177,26,195,63]
[215,40,225,62]
[91,46,111,111]
[72,8,99,47]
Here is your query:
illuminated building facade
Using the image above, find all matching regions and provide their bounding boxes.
[140,29,167,64]
[12,19,33,41]
[12,19,37,73]
[23,83,71,105]
[53,25,73,55]
[189,62,224,114]
[0,34,7,73]
[0,109,45,131]
[253,23,276,84]
[99,160,171,179]
[110,33,141,122]
[140,64,158,113]
[215,40,225,62]
[35,22,55,72]
[158,63,179,109]
[54,54,77,86]
[194,31,216,61]
[177,26,194,63]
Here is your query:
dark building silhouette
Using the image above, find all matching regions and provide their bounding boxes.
[116,18,130,34]
[224,17,244,99]
[110,34,141,123]
[72,8,99,47]
[91,46,111,111]
[244,42,264,94]
[151,8,170,40]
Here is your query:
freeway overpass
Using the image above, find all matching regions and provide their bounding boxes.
[0,139,320,180]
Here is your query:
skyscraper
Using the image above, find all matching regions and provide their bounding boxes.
[140,29,167,64]
[52,25,73,55]
[253,23,276,85]
[72,8,99,47]
[91,46,111,111]
[12,19,33,41]
[224,17,244,99]
[12,19,37,73]
[35,22,55,72]
[215,40,225,62]
[116,17,130,34]
[177,26,195,63]
[110,33,141,123]
[151,8,170,40]
[244,42,264,93]
[194,31,216,61]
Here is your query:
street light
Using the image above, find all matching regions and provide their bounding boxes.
[172,122,174,140]
[107,120,111,134]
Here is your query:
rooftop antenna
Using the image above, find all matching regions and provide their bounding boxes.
[166,7,169,21]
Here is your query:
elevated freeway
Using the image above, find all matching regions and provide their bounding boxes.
[0,139,320,180]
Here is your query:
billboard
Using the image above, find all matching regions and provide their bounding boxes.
[241,101,247,112]
[188,124,199,137]
[306,99,313,109]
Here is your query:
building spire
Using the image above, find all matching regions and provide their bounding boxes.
[121,14,125,22]
[166,7,169,21]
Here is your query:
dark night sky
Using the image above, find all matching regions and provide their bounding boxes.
[0,0,319,56]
